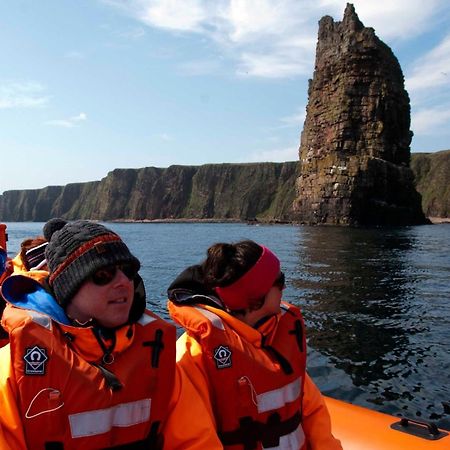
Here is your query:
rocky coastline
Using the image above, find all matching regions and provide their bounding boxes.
[0,151,448,224]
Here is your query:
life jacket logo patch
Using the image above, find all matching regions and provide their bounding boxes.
[23,346,48,375]
[214,345,232,369]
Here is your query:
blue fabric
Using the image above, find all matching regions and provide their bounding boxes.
[0,248,6,275]
[2,275,70,325]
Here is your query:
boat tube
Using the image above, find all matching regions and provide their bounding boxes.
[326,396,449,449]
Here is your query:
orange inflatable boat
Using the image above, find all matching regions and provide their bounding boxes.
[326,397,450,449]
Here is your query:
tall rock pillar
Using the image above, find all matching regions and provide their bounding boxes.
[293,3,428,225]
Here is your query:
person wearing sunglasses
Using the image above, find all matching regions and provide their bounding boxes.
[0,219,221,450]
[168,240,342,450]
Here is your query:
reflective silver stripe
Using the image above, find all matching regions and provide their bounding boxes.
[28,311,52,330]
[69,398,151,438]
[137,314,157,326]
[257,378,302,413]
[263,425,305,449]
[194,307,225,330]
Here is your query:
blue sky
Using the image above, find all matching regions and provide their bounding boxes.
[1,0,449,194]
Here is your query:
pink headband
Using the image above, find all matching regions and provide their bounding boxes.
[215,245,280,310]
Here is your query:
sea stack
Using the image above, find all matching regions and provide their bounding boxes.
[293,3,428,225]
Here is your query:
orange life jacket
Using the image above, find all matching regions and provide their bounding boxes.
[0,270,9,348]
[2,305,176,450]
[1,256,49,348]
[170,301,307,450]
[9,253,49,284]
[0,224,8,346]
[0,277,7,348]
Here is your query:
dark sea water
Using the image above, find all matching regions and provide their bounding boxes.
[4,222,450,430]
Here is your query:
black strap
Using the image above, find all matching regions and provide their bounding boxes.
[92,327,117,364]
[145,421,164,449]
[92,363,123,391]
[219,411,301,450]
[45,422,163,449]
[45,443,64,450]
[143,329,164,368]
[262,344,293,375]
[289,319,304,352]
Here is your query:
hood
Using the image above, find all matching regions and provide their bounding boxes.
[1,275,70,325]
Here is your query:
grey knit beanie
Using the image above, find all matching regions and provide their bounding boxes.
[44,219,140,306]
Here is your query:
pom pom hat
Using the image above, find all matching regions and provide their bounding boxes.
[215,245,280,310]
[44,218,140,306]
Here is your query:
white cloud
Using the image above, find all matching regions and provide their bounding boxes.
[46,112,87,128]
[237,49,312,78]
[279,107,306,128]
[0,81,49,109]
[104,0,207,32]
[103,1,448,79]
[143,0,207,31]
[246,145,298,162]
[103,0,447,84]
[405,34,450,138]
[406,34,450,93]
[102,0,450,148]
[221,0,310,44]
[105,0,448,42]
[101,0,323,78]
[411,106,450,135]
[319,0,445,40]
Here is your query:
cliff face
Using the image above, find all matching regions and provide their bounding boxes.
[0,154,447,222]
[0,185,65,222]
[293,3,428,225]
[0,162,299,222]
[184,163,297,220]
[411,150,450,218]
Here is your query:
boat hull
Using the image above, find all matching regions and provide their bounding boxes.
[326,397,449,449]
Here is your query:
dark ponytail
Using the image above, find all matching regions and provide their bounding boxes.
[202,240,262,289]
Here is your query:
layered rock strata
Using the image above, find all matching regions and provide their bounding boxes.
[0,152,447,222]
[0,162,299,222]
[293,3,428,225]
[411,150,450,218]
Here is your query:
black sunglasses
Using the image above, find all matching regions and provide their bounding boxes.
[273,271,286,290]
[90,263,136,286]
